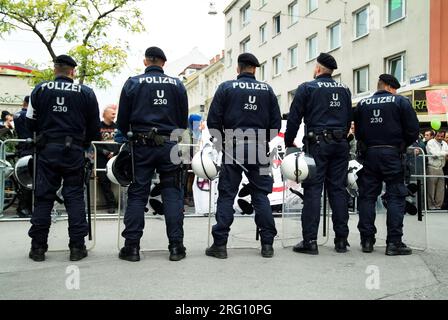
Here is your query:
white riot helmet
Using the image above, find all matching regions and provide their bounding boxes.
[14,155,33,189]
[191,144,220,180]
[347,160,363,197]
[106,146,133,187]
[281,148,316,183]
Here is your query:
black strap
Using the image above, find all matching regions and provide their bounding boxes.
[201,148,214,181]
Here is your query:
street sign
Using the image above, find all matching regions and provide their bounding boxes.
[410,73,428,85]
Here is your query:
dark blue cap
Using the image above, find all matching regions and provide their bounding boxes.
[379,74,401,89]
[238,53,260,67]
[145,46,167,62]
[317,52,338,70]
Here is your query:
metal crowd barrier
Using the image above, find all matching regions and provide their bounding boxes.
[280,181,330,248]
[90,141,201,254]
[278,146,430,251]
[0,141,438,253]
[0,140,5,215]
[205,165,271,251]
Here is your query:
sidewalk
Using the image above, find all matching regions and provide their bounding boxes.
[0,213,447,300]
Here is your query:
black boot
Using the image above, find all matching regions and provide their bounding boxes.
[119,246,140,262]
[205,244,228,259]
[261,244,274,258]
[169,242,186,261]
[293,240,318,255]
[361,238,376,253]
[386,242,412,256]
[334,238,350,253]
[29,247,47,262]
[70,245,88,261]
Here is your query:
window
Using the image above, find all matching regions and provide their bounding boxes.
[241,2,251,28]
[387,53,405,83]
[226,19,232,37]
[226,50,232,68]
[354,66,369,94]
[328,21,341,51]
[273,54,282,76]
[307,34,318,61]
[259,23,267,44]
[288,45,298,69]
[259,62,267,81]
[354,6,369,39]
[308,0,318,13]
[240,37,250,53]
[273,13,281,36]
[388,0,405,24]
[260,0,267,8]
[288,1,299,25]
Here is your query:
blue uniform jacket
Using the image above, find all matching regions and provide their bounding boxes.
[26,75,101,145]
[354,90,419,148]
[285,74,353,147]
[116,66,188,136]
[207,72,281,142]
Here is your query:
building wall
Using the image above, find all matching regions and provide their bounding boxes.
[430,0,448,86]
[185,60,224,115]
[223,0,430,113]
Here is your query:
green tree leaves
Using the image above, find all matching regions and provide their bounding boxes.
[0,0,145,87]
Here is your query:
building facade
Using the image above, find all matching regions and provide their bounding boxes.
[184,54,225,115]
[223,0,448,121]
[0,63,34,114]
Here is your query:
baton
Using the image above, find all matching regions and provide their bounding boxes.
[127,128,135,183]
[417,179,423,222]
[31,133,37,212]
[323,184,327,237]
[222,149,249,173]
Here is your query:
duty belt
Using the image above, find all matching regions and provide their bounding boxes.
[368,145,400,149]
[46,136,83,147]
[135,131,171,146]
[308,129,345,143]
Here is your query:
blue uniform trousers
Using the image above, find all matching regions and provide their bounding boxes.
[357,147,407,243]
[122,142,184,247]
[29,144,87,248]
[301,140,350,241]
[212,158,277,246]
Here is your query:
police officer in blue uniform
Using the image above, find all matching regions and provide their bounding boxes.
[206,53,282,259]
[285,53,353,255]
[14,96,33,217]
[26,54,101,262]
[354,74,419,255]
[116,47,188,262]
